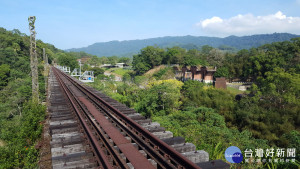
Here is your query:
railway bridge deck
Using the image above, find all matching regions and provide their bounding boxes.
[46,66,230,169]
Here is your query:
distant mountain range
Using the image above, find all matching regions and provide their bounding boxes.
[66,33,300,57]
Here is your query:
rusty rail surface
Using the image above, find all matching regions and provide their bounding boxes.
[52,66,201,169]
[53,67,116,169]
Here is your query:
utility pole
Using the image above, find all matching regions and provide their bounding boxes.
[79,60,82,75]
[28,16,39,103]
[43,48,48,92]
[43,48,45,63]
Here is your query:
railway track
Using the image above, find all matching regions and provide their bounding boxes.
[48,66,229,169]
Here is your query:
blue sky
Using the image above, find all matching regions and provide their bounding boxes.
[1,0,300,49]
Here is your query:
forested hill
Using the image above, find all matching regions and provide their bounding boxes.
[67,33,300,57]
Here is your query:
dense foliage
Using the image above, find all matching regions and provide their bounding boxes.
[0,27,84,168]
[84,55,131,67]
[0,27,47,168]
[0,101,45,168]
[132,46,209,74]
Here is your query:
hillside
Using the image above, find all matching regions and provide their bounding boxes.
[66,33,300,57]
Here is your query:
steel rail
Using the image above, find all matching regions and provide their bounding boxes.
[55,67,201,169]
[55,68,154,169]
[55,67,156,169]
[53,67,118,169]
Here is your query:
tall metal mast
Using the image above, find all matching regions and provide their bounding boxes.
[43,48,48,92]
[28,16,39,103]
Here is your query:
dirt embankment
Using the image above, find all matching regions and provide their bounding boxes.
[144,65,166,76]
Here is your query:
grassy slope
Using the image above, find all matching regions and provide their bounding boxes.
[106,68,133,76]
[226,86,250,95]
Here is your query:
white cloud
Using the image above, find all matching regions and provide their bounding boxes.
[196,11,300,36]
[199,16,223,28]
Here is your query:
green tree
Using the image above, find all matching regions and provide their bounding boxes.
[207,48,225,67]
[87,55,101,66]
[135,79,183,117]
[153,107,268,162]
[281,130,300,154]
[108,56,118,65]
[134,62,151,75]
[57,52,79,70]
[0,64,10,89]
[214,67,229,78]
[164,46,186,65]
[182,80,204,98]
[89,67,104,76]
[82,63,90,71]
[142,46,164,67]
[118,57,131,65]
[122,73,131,82]
[99,56,109,64]
[182,83,236,125]
[201,45,214,55]
[132,46,165,74]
